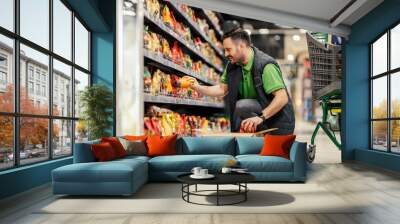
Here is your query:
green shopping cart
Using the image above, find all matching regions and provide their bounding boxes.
[306,33,342,163]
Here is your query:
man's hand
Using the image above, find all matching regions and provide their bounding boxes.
[241,116,263,133]
[182,76,198,89]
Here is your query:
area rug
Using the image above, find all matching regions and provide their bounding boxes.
[37,183,362,214]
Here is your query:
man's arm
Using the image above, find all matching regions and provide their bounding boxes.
[241,88,288,132]
[192,83,228,97]
[260,88,288,119]
[183,76,228,97]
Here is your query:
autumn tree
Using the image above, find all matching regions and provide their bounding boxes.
[0,84,60,152]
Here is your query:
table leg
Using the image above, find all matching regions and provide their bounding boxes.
[245,183,247,201]
[217,184,219,206]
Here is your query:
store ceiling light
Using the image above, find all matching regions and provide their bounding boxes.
[258,28,269,34]
[244,29,252,35]
[274,35,281,41]
[287,54,295,61]
[292,34,301,41]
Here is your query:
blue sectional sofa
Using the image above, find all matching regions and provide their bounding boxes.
[52,137,307,196]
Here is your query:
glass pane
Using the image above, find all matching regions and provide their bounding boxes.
[372,121,388,151]
[75,120,88,143]
[53,0,72,60]
[20,0,49,49]
[372,77,387,119]
[372,33,387,76]
[53,59,72,117]
[0,35,14,112]
[74,69,89,118]
[0,0,14,31]
[20,44,49,115]
[74,18,89,70]
[391,120,400,153]
[20,117,49,165]
[0,116,14,170]
[391,24,400,70]
[53,119,72,157]
[391,72,400,118]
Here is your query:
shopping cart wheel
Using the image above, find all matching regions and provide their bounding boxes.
[307,144,316,163]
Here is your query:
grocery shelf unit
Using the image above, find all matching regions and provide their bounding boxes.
[142,0,227,136]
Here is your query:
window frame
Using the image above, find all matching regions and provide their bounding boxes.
[0,0,92,171]
[370,20,400,154]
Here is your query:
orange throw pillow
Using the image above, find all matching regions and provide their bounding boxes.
[260,134,296,159]
[91,142,117,161]
[124,135,148,141]
[146,135,177,157]
[101,137,127,158]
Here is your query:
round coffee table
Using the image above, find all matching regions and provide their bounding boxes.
[177,173,255,206]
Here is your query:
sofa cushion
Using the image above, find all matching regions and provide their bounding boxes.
[147,135,177,157]
[101,137,127,158]
[178,137,236,155]
[236,155,293,172]
[118,138,148,156]
[236,137,263,155]
[124,135,148,141]
[52,158,147,183]
[91,142,118,161]
[260,134,296,159]
[149,154,235,172]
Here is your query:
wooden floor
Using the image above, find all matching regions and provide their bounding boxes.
[1,162,400,224]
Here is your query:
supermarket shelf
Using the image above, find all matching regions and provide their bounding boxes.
[201,9,223,37]
[144,49,217,85]
[169,2,224,58]
[144,93,224,108]
[144,11,224,73]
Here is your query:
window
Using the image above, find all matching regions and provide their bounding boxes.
[53,59,72,117]
[35,70,41,81]
[53,0,72,60]
[20,0,49,49]
[0,0,14,31]
[0,116,13,170]
[75,18,89,70]
[74,69,89,142]
[370,22,400,154]
[28,67,34,80]
[0,1,91,170]
[36,84,40,95]
[0,55,7,67]
[42,85,46,97]
[28,81,34,94]
[0,71,6,85]
[53,119,72,158]
[0,34,13,113]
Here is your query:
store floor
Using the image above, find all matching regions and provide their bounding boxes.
[2,162,400,224]
[295,119,342,164]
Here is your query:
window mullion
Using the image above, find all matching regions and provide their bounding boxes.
[71,10,76,155]
[48,0,54,160]
[14,0,21,167]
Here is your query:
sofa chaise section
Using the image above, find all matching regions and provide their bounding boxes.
[52,142,149,196]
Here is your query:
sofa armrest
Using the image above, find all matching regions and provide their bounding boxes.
[289,141,307,181]
[73,140,100,163]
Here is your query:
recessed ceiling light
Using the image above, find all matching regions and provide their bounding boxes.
[292,34,301,41]
[258,28,269,34]
[287,54,295,61]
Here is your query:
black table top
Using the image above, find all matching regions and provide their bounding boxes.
[177,172,255,185]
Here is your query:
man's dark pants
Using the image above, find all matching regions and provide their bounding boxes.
[232,99,294,135]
